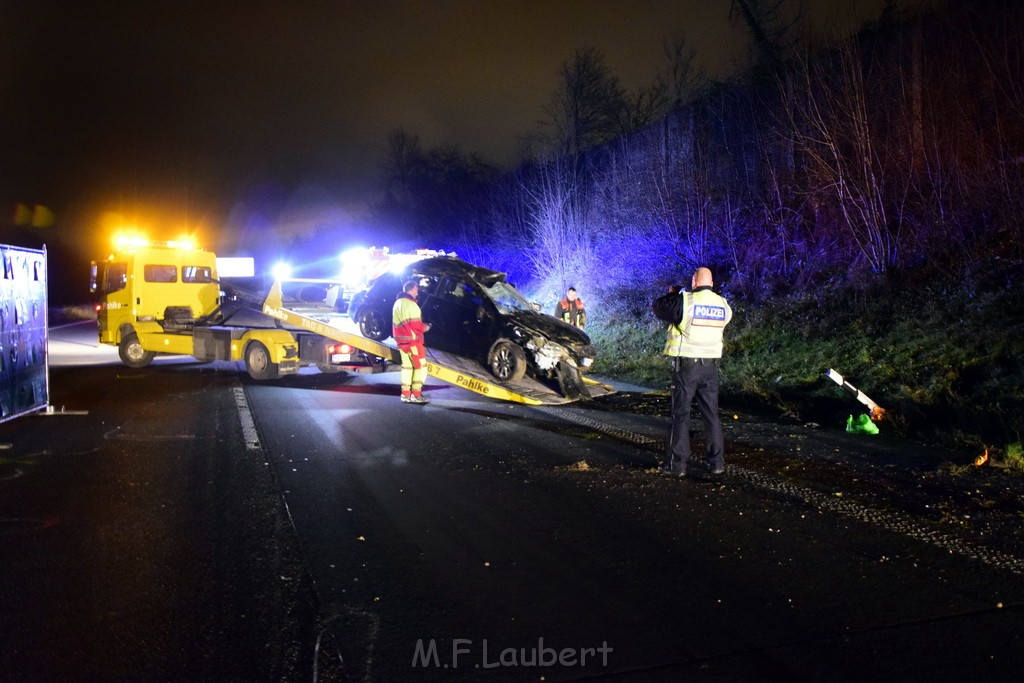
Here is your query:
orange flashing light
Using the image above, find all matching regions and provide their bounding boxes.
[113,233,149,250]
[168,237,197,250]
[112,233,201,251]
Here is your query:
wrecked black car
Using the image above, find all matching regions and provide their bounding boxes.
[349,257,596,393]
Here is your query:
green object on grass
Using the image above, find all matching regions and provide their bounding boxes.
[846,413,880,435]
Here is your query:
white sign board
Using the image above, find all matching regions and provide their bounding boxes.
[216,257,255,278]
[0,244,48,423]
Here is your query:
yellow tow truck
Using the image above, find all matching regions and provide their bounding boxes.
[91,237,613,404]
[90,238,383,379]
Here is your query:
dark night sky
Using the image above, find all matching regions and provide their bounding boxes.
[0,0,888,248]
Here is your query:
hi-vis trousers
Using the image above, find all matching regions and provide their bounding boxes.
[399,344,427,398]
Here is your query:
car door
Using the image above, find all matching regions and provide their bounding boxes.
[410,274,451,351]
[420,275,486,357]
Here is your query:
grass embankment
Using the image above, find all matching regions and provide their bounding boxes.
[588,261,1024,459]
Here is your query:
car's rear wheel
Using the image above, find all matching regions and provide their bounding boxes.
[358,308,389,341]
[118,333,155,368]
[487,339,527,382]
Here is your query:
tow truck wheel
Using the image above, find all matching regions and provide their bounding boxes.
[245,341,279,380]
[357,309,388,341]
[487,340,526,382]
[118,333,155,368]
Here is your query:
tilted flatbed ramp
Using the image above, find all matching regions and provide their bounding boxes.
[420,348,614,405]
[261,282,613,405]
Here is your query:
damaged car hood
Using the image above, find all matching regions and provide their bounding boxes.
[505,309,591,346]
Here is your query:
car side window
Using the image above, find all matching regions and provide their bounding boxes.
[438,277,482,306]
[413,275,439,296]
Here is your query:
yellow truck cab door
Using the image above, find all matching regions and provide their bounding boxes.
[95,258,132,344]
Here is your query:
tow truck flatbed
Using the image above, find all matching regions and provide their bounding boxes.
[261,282,613,405]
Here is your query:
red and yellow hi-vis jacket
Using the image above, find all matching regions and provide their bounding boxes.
[554,297,587,329]
[392,294,427,349]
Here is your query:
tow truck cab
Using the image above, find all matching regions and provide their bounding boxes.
[91,242,219,346]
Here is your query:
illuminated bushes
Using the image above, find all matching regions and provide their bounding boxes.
[437,2,1024,444]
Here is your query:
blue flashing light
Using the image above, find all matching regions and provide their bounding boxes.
[272,262,293,280]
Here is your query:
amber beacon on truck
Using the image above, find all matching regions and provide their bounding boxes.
[90,237,385,379]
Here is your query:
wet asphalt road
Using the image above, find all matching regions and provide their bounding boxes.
[1,322,1023,681]
[0,323,317,681]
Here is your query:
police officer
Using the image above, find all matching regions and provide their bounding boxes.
[393,280,431,404]
[660,267,732,476]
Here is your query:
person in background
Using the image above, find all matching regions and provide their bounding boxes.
[659,267,732,477]
[554,287,587,329]
[392,280,431,404]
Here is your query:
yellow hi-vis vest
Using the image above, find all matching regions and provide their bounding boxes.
[392,295,425,345]
[663,288,732,358]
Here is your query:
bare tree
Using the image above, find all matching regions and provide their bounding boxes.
[970,1,1024,249]
[660,32,705,110]
[730,0,805,72]
[519,156,595,298]
[456,172,535,280]
[786,40,910,273]
[382,128,425,204]
[544,47,627,157]
[620,82,668,134]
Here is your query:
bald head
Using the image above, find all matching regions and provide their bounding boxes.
[692,267,714,288]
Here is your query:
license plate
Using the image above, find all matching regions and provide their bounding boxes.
[331,353,351,363]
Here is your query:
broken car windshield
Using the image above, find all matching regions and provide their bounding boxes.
[485,281,533,314]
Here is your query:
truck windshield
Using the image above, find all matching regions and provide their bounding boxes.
[485,281,534,315]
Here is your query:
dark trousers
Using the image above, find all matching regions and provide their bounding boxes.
[666,357,724,473]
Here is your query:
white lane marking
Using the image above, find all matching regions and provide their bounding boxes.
[233,385,263,451]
